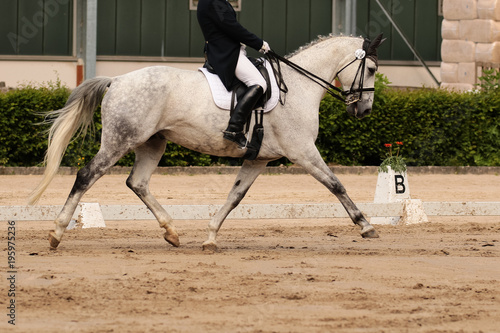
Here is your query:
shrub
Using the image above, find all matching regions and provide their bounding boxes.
[0,80,69,166]
[1,73,498,167]
[317,72,500,166]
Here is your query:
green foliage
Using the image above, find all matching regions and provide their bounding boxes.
[379,157,407,173]
[1,74,499,167]
[477,68,500,92]
[378,142,406,173]
[0,80,69,166]
[317,73,500,166]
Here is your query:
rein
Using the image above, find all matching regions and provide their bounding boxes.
[266,47,375,106]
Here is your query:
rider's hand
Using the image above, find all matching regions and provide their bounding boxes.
[259,41,270,54]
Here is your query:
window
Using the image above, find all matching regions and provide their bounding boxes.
[189,0,242,11]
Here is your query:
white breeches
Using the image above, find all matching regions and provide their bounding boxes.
[235,46,268,92]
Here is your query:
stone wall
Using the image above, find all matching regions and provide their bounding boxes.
[441,0,500,90]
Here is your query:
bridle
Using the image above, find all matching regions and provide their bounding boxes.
[266,42,376,106]
[336,49,375,105]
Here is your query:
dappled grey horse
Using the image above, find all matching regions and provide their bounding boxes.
[29,34,384,251]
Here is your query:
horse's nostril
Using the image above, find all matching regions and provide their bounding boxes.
[356,108,371,119]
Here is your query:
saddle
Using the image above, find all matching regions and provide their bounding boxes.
[202,57,273,160]
[203,57,272,111]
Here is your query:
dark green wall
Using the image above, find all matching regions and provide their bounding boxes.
[96,0,333,57]
[356,0,442,61]
[0,0,73,56]
[0,0,442,62]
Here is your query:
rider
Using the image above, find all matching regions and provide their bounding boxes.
[197,0,271,148]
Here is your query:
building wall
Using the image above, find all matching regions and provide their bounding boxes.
[440,0,500,91]
[0,0,443,89]
[0,0,73,56]
[0,59,442,90]
[356,0,442,62]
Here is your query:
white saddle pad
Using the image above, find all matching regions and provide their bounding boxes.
[199,59,280,113]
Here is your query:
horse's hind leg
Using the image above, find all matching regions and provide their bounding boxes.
[289,147,379,238]
[126,134,179,247]
[203,159,268,251]
[49,149,126,249]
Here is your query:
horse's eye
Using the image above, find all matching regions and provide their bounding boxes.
[368,67,376,75]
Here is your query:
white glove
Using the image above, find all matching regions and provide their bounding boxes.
[259,41,270,54]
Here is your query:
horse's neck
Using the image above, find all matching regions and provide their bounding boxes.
[287,36,361,89]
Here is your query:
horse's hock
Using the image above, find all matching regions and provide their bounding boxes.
[441,0,500,91]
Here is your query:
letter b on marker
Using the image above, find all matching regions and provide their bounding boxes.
[394,175,405,194]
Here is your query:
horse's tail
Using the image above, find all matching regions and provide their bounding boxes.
[28,77,112,205]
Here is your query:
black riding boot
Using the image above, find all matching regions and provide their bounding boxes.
[223,85,264,148]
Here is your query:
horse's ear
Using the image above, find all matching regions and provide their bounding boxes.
[378,37,387,48]
[370,33,386,49]
[364,33,385,65]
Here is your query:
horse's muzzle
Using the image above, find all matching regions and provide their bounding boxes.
[357,107,372,119]
[347,102,371,119]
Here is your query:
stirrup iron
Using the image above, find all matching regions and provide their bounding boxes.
[223,130,248,149]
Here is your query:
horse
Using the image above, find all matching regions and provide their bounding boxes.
[29,34,384,251]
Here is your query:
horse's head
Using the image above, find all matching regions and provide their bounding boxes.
[337,34,385,119]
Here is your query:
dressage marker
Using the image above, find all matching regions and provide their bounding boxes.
[66,202,106,229]
[371,166,429,225]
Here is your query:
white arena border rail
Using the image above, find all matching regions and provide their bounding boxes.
[2,202,500,221]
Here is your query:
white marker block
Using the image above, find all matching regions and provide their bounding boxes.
[371,166,410,225]
[77,202,106,228]
[66,219,78,230]
[399,199,429,225]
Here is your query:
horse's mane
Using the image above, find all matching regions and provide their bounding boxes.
[285,34,363,59]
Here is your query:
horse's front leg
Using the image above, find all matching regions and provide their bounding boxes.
[203,159,268,251]
[290,147,379,238]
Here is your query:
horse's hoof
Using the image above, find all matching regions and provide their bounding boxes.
[48,231,61,250]
[361,226,379,238]
[202,241,218,252]
[164,232,180,247]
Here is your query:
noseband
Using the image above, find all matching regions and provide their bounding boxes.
[267,43,376,106]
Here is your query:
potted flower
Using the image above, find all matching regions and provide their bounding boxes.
[379,142,406,173]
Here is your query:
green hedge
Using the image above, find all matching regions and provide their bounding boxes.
[1,74,499,167]
[318,73,500,166]
[0,81,69,166]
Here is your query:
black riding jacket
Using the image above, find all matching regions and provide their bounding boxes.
[197,0,264,90]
